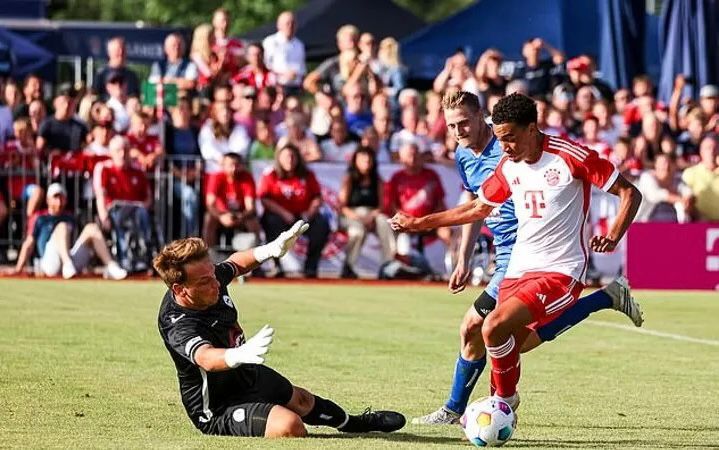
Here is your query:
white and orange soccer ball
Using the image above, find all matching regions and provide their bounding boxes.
[460,397,516,447]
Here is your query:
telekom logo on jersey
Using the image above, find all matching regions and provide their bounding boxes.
[524,191,546,218]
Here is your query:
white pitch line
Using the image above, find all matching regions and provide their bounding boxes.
[586,320,719,347]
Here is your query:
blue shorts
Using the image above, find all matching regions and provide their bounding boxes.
[485,246,512,300]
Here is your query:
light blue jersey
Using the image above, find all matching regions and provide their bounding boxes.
[454,136,518,299]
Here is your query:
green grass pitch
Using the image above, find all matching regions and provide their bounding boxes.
[2,279,718,449]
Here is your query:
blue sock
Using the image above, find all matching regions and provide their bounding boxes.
[536,289,612,342]
[445,354,486,414]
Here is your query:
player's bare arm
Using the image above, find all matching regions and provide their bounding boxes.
[450,194,484,294]
[389,198,494,232]
[591,174,642,253]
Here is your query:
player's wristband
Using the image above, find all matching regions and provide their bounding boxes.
[252,244,273,263]
[224,347,245,368]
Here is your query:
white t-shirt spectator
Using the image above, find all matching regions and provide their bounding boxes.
[199,122,251,173]
[389,129,432,154]
[635,171,689,222]
[320,139,357,163]
[262,32,306,87]
[106,97,130,133]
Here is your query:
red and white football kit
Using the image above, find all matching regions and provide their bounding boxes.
[478,135,619,325]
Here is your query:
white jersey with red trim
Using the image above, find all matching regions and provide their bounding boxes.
[478,135,619,282]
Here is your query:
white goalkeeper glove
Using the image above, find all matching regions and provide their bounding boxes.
[224,324,275,368]
[253,220,310,263]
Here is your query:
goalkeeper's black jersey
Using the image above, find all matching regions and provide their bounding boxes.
[157,261,249,426]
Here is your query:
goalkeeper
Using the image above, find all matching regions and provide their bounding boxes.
[154,221,406,438]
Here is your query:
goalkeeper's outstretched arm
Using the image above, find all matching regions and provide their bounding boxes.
[225,220,310,275]
[194,325,275,372]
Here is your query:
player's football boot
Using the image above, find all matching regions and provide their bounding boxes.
[411,406,461,425]
[340,408,406,432]
[605,276,644,327]
[496,392,520,412]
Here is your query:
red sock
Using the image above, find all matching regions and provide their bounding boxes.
[486,335,521,398]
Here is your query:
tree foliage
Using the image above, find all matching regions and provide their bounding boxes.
[49,0,475,34]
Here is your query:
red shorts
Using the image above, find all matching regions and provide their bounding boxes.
[498,272,584,327]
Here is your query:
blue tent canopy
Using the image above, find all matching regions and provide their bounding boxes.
[657,0,719,103]
[3,20,189,64]
[597,0,646,91]
[0,27,54,79]
[400,0,599,80]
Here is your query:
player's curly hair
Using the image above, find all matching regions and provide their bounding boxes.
[153,237,209,287]
[441,90,481,113]
[491,93,537,126]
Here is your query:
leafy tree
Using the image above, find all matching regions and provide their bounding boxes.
[49,0,474,33]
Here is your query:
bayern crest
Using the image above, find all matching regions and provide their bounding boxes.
[544,168,561,186]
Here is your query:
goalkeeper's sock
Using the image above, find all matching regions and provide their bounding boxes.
[535,289,612,342]
[302,395,349,428]
[444,354,486,414]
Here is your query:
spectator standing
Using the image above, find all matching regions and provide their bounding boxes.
[165,97,201,237]
[474,49,507,107]
[505,37,565,98]
[93,37,140,100]
[303,24,359,96]
[37,84,89,157]
[232,42,277,90]
[149,33,198,92]
[376,37,407,105]
[263,11,306,95]
[13,74,43,119]
[190,24,220,95]
[212,8,245,80]
[104,71,131,133]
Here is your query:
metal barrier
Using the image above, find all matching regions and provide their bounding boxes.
[0,153,205,261]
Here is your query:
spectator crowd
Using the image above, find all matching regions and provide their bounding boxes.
[1,8,718,280]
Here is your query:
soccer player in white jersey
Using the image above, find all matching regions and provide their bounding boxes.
[389,93,642,410]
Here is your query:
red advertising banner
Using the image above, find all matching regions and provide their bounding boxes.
[626,223,719,290]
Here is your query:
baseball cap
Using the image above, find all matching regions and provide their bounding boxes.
[700,84,719,98]
[46,183,67,198]
[567,56,591,72]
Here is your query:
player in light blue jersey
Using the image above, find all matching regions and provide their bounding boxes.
[412,91,643,424]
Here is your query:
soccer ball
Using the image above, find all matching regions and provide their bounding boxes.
[460,397,516,447]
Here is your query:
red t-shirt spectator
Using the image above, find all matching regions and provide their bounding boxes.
[127,133,161,156]
[206,170,256,213]
[97,164,149,206]
[213,37,244,77]
[257,168,321,216]
[232,66,277,90]
[2,139,39,199]
[387,168,445,217]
